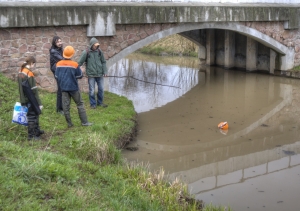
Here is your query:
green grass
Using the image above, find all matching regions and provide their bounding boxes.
[0,73,230,211]
[293,65,300,71]
[139,46,165,55]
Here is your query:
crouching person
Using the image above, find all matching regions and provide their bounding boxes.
[17,56,44,140]
[55,46,92,127]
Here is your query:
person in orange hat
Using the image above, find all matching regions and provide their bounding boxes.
[55,46,92,127]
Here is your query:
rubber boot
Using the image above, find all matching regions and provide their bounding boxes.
[28,121,40,140]
[65,114,73,128]
[36,117,44,135]
[79,110,88,124]
[79,110,93,126]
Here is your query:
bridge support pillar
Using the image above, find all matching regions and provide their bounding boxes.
[206,29,215,65]
[198,44,206,65]
[270,49,276,74]
[246,37,257,72]
[279,47,295,71]
[224,30,235,69]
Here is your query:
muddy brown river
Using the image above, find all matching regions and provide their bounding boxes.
[108,53,300,211]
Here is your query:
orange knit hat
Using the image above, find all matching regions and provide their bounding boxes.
[63,46,75,59]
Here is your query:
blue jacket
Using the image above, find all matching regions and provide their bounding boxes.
[55,60,83,92]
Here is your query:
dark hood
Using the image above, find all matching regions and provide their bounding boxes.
[89,37,99,49]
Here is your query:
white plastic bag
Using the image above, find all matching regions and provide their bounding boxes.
[12,102,28,126]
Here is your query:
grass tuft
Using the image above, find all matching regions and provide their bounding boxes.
[74,132,122,164]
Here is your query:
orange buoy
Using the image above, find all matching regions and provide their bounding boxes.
[218,122,228,130]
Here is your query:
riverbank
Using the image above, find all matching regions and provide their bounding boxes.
[0,73,233,210]
[281,68,300,78]
[137,34,198,57]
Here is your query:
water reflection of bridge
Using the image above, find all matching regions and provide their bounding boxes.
[169,142,300,194]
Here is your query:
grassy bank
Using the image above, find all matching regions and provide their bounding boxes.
[293,65,300,71]
[0,73,230,211]
[137,34,199,57]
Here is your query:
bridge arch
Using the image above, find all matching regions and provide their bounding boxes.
[107,22,294,71]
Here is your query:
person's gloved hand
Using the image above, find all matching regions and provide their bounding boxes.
[39,105,43,110]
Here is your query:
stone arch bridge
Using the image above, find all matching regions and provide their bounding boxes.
[0,2,299,91]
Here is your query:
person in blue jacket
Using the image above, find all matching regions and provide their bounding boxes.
[55,46,92,128]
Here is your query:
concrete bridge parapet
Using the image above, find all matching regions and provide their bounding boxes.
[0,2,299,36]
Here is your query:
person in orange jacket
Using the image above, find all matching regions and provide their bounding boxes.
[17,56,44,140]
[55,46,93,128]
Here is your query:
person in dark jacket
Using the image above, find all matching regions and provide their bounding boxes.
[49,36,64,114]
[55,46,92,127]
[17,56,44,140]
[78,37,108,109]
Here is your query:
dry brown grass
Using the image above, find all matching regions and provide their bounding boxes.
[146,34,198,54]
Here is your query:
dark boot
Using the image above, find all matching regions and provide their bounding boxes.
[28,121,40,140]
[27,105,40,140]
[65,114,73,128]
[35,128,44,136]
[35,117,44,135]
[78,109,87,123]
[79,110,92,126]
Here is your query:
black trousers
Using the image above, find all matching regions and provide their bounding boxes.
[26,103,40,138]
[55,77,63,112]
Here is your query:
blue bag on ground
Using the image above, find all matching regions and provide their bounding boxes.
[12,102,28,126]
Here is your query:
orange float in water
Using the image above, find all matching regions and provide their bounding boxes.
[218,122,228,130]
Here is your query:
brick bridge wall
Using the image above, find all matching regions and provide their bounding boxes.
[242,21,300,66]
[0,22,299,92]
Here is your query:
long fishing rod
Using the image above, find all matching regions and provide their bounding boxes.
[83,75,181,89]
[108,75,181,89]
